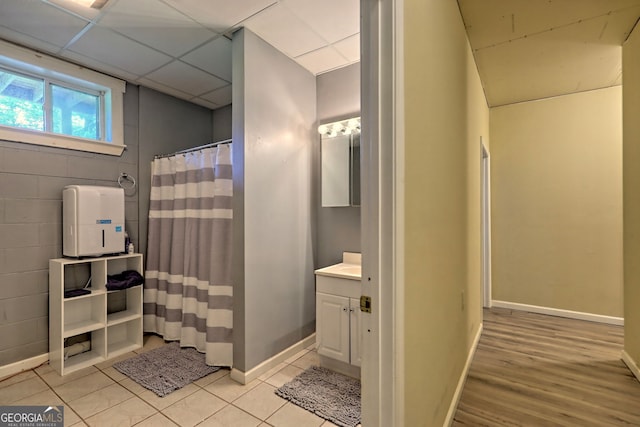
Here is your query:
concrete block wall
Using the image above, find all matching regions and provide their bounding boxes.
[0,85,140,366]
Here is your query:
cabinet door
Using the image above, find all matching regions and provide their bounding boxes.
[349,298,362,367]
[316,293,350,363]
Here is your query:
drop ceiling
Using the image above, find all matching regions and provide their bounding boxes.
[0,0,359,110]
[458,0,640,107]
[0,1,638,111]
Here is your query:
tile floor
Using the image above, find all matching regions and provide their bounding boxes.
[0,335,347,427]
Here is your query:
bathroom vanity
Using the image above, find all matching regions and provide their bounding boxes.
[314,252,361,378]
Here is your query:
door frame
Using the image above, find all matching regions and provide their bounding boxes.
[360,0,404,425]
[481,139,492,308]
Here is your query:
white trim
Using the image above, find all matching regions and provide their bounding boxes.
[622,350,640,383]
[0,353,49,381]
[444,324,483,427]
[230,333,316,385]
[492,300,624,325]
[481,140,492,308]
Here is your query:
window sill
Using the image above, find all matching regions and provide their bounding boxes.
[0,127,125,156]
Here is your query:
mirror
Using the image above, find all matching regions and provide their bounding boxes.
[320,117,361,207]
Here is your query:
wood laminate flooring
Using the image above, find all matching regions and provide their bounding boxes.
[453,308,640,426]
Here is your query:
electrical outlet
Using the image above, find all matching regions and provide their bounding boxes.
[461,290,465,311]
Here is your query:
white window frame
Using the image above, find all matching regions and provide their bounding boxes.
[0,39,126,156]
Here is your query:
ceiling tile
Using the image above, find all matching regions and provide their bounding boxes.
[460,0,640,50]
[163,0,277,33]
[144,60,228,96]
[0,26,63,56]
[181,37,232,82]
[200,84,232,106]
[67,25,172,76]
[97,0,217,57]
[61,50,140,82]
[0,0,89,48]
[244,2,326,57]
[332,34,360,63]
[190,97,220,110]
[476,15,624,106]
[137,76,193,101]
[45,0,103,20]
[295,46,348,75]
[282,0,359,43]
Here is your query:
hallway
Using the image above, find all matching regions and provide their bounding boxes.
[454,308,640,426]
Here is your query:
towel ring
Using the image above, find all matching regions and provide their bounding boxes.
[118,172,136,190]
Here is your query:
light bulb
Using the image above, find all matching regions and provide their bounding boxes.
[318,124,328,134]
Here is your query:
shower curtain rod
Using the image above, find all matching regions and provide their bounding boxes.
[154,139,232,159]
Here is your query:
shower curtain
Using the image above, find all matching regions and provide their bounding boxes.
[143,144,233,367]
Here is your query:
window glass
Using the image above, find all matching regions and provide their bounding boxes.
[51,84,100,140]
[0,68,44,131]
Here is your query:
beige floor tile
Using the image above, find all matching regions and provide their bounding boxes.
[34,362,55,376]
[100,366,127,382]
[84,396,156,427]
[136,334,167,353]
[233,382,286,420]
[199,404,262,427]
[162,389,226,427]
[53,371,115,402]
[63,407,82,427]
[266,402,325,427]
[284,349,309,364]
[94,351,137,370]
[138,382,200,410]
[204,376,260,403]
[0,369,37,386]
[119,377,149,395]
[67,382,133,418]
[134,412,179,426]
[290,352,319,371]
[0,376,49,404]
[39,365,99,388]
[193,368,230,387]
[320,421,340,427]
[69,421,88,427]
[263,365,303,389]
[258,363,287,382]
[13,389,62,405]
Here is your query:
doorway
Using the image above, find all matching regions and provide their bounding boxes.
[481,139,492,308]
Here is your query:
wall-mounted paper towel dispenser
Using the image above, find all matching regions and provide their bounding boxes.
[63,185,125,257]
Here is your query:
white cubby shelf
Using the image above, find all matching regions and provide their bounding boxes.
[49,253,144,376]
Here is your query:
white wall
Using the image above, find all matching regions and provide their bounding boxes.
[232,29,316,371]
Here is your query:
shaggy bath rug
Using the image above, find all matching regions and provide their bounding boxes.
[275,366,361,427]
[113,342,220,397]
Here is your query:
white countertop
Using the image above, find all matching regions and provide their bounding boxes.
[314,252,361,281]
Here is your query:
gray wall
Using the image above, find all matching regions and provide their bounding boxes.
[0,82,216,367]
[232,29,317,371]
[137,87,214,258]
[316,62,361,267]
[0,84,139,366]
[213,104,232,142]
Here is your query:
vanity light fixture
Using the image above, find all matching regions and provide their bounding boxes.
[317,117,361,136]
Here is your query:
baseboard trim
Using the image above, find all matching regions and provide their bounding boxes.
[230,333,316,385]
[0,353,49,381]
[622,350,640,383]
[491,300,624,326]
[445,323,483,427]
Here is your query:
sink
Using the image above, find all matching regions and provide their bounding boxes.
[314,252,361,281]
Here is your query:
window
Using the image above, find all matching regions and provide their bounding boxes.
[0,40,125,156]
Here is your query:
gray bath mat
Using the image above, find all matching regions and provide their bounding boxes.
[113,342,220,397]
[275,366,361,427]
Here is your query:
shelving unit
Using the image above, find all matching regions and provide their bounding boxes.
[49,253,143,376]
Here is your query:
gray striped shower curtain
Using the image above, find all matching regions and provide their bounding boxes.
[143,144,233,367]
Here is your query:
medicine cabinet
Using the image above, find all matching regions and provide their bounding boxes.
[320,117,361,207]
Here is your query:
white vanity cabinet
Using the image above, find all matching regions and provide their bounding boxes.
[49,254,143,375]
[315,252,362,373]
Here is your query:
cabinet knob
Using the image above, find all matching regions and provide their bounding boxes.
[343,307,348,312]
